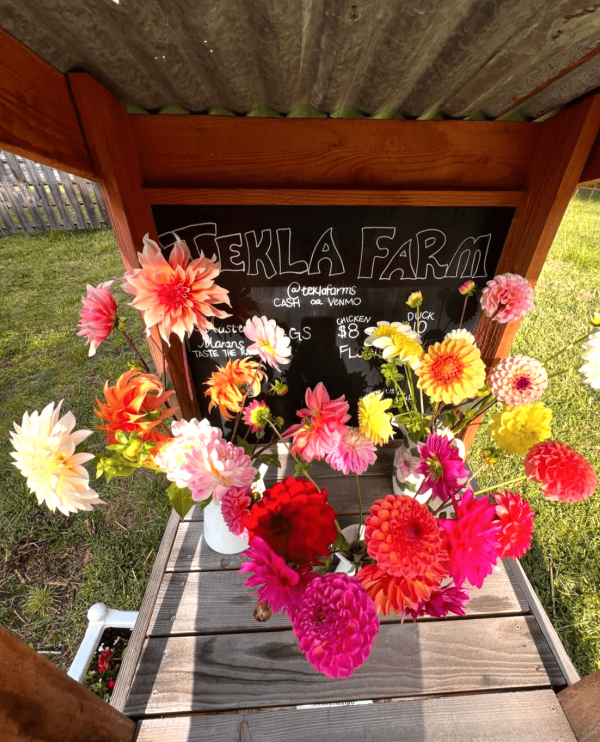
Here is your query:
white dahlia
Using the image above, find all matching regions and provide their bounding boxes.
[445,328,476,346]
[580,331,600,389]
[10,401,105,515]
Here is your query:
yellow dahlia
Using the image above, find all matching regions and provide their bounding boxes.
[10,401,105,515]
[416,338,486,405]
[204,358,265,419]
[364,321,419,347]
[490,403,552,455]
[358,391,394,446]
[371,332,423,369]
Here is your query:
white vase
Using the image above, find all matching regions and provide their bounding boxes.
[203,462,269,555]
[335,524,365,576]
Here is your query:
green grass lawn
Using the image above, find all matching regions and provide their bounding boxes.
[1,198,600,678]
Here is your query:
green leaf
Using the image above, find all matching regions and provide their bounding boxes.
[75,442,88,454]
[200,496,213,511]
[332,531,351,552]
[167,483,195,519]
[293,459,312,478]
[236,437,253,456]
[257,453,280,468]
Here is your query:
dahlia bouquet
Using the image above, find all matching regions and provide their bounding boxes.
[8,231,600,681]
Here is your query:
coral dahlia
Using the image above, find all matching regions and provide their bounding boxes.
[489,356,548,406]
[493,490,534,558]
[524,441,597,503]
[292,573,379,678]
[221,486,253,537]
[416,338,486,406]
[244,476,337,566]
[490,402,552,455]
[121,235,231,343]
[287,383,350,462]
[204,358,265,419]
[439,490,500,588]
[416,433,469,503]
[404,581,470,620]
[481,273,534,324]
[325,427,377,476]
[358,391,394,446]
[244,316,291,370]
[365,494,444,579]
[77,281,117,356]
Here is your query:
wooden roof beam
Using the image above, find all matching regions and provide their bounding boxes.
[0,28,94,179]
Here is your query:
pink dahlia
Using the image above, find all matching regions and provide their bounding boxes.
[404,581,470,620]
[221,486,253,537]
[489,356,548,406]
[292,573,379,678]
[365,494,444,579]
[121,235,231,344]
[244,399,270,433]
[77,281,118,356]
[417,434,469,503]
[524,441,597,503]
[439,490,500,588]
[155,418,223,490]
[286,382,350,462]
[325,427,377,475]
[493,490,534,558]
[244,316,292,370]
[239,536,312,618]
[188,440,256,503]
[481,273,534,324]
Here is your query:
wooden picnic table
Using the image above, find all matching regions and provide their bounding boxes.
[110,445,581,741]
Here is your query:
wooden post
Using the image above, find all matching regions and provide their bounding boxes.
[461,94,600,451]
[558,670,600,741]
[68,72,199,420]
[0,625,135,742]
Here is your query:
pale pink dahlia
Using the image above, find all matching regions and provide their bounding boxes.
[404,581,470,620]
[417,434,469,503]
[325,427,377,475]
[481,273,534,324]
[439,490,500,588]
[493,490,534,558]
[77,281,118,356]
[239,536,312,618]
[489,356,548,406]
[186,439,256,503]
[524,441,597,503]
[244,316,292,371]
[292,573,379,678]
[221,486,253,537]
[121,235,231,343]
[286,383,350,462]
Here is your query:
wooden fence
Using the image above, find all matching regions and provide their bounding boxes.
[0,150,110,234]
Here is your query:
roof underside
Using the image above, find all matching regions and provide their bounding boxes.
[3,0,600,120]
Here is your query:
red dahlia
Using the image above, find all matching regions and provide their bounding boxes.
[493,490,534,559]
[244,476,337,566]
[524,440,597,503]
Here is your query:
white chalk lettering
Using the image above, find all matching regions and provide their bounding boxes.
[358,227,395,279]
[308,228,346,276]
[277,228,309,274]
[245,229,277,278]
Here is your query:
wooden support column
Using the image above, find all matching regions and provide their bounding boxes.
[68,72,199,420]
[461,94,600,451]
[0,624,135,742]
[558,670,600,741]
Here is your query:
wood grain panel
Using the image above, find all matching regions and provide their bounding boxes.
[132,117,541,190]
[124,615,562,716]
[0,28,93,179]
[149,560,528,636]
[144,187,526,207]
[135,689,576,742]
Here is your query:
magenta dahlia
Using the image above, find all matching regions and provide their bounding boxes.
[221,486,253,537]
[417,433,469,502]
[493,490,534,558]
[292,573,379,678]
[325,427,377,476]
[439,490,500,588]
[239,536,313,618]
[404,581,470,620]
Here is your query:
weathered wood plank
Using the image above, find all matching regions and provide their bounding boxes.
[109,508,181,714]
[40,164,74,229]
[124,615,563,716]
[150,560,528,636]
[74,176,100,228]
[4,151,46,231]
[0,189,17,233]
[135,689,576,742]
[22,157,60,230]
[57,169,87,229]
[0,159,32,232]
[91,180,111,226]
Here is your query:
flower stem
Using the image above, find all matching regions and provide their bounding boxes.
[473,475,526,496]
[181,340,195,416]
[354,474,363,548]
[267,422,321,492]
[231,363,263,443]
[119,329,151,373]
[458,295,468,330]
[542,331,590,366]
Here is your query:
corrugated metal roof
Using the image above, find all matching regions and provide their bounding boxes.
[2,0,600,120]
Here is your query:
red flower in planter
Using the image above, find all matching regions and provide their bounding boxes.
[98,649,114,673]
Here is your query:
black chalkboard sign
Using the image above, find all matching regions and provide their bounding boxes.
[152,205,514,428]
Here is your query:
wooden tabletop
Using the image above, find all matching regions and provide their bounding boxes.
[111,446,580,741]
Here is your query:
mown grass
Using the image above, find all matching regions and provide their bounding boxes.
[471,196,600,677]
[0,228,170,669]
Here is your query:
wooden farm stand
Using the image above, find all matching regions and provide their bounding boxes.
[3,18,600,742]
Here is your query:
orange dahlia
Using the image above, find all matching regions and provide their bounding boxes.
[204,358,265,419]
[365,494,444,579]
[121,235,231,344]
[416,337,486,405]
[95,370,176,447]
[356,559,449,615]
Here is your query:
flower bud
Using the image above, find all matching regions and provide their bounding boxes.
[275,416,285,428]
[459,279,476,296]
[123,438,143,461]
[253,600,272,622]
[406,291,423,309]
[590,312,600,327]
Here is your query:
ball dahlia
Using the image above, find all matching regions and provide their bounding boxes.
[439,490,500,588]
[416,337,486,406]
[481,273,534,324]
[292,573,379,678]
[416,433,469,503]
[490,402,552,455]
[493,490,534,558]
[365,494,444,579]
[524,441,597,503]
[221,486,253,537]
[489,356,548,406]
[244,476,337,566]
